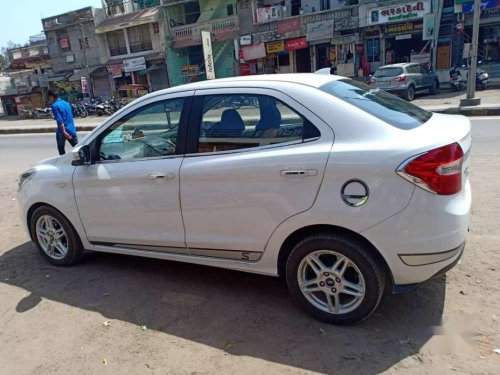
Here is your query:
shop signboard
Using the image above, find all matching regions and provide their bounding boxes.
[368,0,430,26]
[201,31,215,80]
[266,40,285,54]
[331,34,357,45]
[181,65,200,77]
[395,34,412,40]
[410,52,431,68]
[242,43,267,60]
[382,21,423,36]
[124,57,146,72]
[81,77,88,94]
[306,19,334,42]
[107,63,123,78]
[240,64,251,76]
[422,13,435,40]
[462,0,498,13]
[255,5,283,24]
[278,17,301,35]
[285,37,307,51]
[240,35,252,46]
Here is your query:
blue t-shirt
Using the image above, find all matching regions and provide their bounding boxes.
[51,98,77,137]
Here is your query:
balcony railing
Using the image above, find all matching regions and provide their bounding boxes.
[171,15,239,48]
[110,46,128,56]
[129,41,153,53]
[254,6,359,34]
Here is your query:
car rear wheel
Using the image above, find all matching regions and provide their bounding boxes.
[30,206,84,266]
[286,234,385,324]
[404,85,415,101]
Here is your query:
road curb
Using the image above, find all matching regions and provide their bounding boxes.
[428,106,500,116]
[0,125,98,135]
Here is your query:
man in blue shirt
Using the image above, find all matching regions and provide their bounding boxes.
[48,90,78,155]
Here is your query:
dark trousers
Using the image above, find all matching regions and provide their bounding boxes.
[57,134,78,155]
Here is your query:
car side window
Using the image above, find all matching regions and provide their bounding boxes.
[197,94,320,154]
[406,66,417,74]
[419,66,429,75]
[98,98,184,161]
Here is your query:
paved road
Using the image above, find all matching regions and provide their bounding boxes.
[0,118,499,374]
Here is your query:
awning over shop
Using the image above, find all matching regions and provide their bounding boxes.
[95,7,160,34]
[137,63,165,75]
[68,67,102,81]
[46,73,72,82]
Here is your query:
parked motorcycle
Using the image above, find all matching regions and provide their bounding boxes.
[450,74,464,91]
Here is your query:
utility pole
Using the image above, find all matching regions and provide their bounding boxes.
[460,0,481,106]
[79,18,95,99]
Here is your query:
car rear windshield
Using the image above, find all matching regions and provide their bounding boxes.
[319,79,432,130]
[373,67,403,78]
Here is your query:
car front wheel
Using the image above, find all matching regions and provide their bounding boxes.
[30,206,84,266]
[286,234,385,324]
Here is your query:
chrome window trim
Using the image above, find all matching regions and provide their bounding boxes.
[183,137,320,158]
[95,153,183,165]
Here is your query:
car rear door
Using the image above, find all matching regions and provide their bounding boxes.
[407,65,422,89]
[419,65,433,88]
[179,88,334,261]
[73,92,193,253]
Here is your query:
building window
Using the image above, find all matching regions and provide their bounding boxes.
[152,22,160,34]
[227,4,234,16]
[128,24,153,53]
[107,30,127,56]
[56,30,71,51]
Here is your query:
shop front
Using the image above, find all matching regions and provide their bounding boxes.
[366,0,431,66]
[306,18,335,71]
[330,34,358,77]
[286,37,310,73]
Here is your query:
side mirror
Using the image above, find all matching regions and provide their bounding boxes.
[71,145,92,166]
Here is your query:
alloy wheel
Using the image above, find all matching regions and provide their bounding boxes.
[297,250,366,314]
[36,215,68,260]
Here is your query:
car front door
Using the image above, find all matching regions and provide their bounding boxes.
[73,92,192,252]
[419,65,433,88]
[179,89,334,261]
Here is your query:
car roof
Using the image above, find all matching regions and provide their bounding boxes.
[378,63,418,68]
[136,73,343,101]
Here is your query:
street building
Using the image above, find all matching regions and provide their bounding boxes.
[0,34,52,115]
[164,0,240,86]
[42,7,112,99]
[96,0,170,96]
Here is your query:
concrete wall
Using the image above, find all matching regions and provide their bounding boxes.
[46,20,104,73]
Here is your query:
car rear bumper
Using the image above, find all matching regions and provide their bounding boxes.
[392,242,465,293]
[362,180,471,285]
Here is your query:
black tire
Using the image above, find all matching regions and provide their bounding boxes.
[404,85,415,101]
[30,206,84,266]
[430,80,438,95]
[286,233,385,324]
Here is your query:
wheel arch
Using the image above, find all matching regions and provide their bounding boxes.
[277,224,394,286]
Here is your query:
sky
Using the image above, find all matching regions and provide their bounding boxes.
[0,0,103,48]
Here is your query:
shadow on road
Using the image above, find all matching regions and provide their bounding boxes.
[0,242,446,374]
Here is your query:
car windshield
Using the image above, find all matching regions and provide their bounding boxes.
[373,67,403,78]
[319,79,432,130]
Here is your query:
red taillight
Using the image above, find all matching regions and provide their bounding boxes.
[398,143,464,195]
[394,74,407,82]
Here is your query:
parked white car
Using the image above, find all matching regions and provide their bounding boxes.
[18,74,471,324]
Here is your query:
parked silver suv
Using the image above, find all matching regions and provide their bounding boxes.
[368,63,439,101]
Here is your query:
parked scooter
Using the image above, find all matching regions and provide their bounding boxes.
[450,74,464,91]
[34,107,53,119]
[476,68,489,91]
